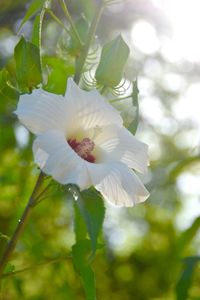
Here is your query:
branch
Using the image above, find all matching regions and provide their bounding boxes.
[0,172,45,278]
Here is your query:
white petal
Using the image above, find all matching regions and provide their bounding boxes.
[33,130,92,188]
[87,162,149,207]
[15,89,68,134]
[94,125,148,173]
[65,78,123,136]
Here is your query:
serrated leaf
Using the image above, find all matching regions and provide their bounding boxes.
[95,35,130,87]
[74,202,87,241]
[69,185,105,256]
[18,0,45,32]
[80,189,105,256]
[14,37,42,92]
[176,256,200,300]
[72,239,96,300]
[128,80,139,135]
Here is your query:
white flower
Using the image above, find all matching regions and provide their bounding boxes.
[15,78,149,207]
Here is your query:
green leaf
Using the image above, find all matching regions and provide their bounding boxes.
[176,217,200,256]
[14,37,42,92]
[128,80,139,134]
[43,56,75,94]
[169,156,200,183]
[176,256,200,300]
[72,239,96,300]
[31,14,41,48]
[0,69,19,103]
[69,185,105,256]
[95,35,130,87]
[18,0,45,32]
[31,1,47,48]
[74,201,87,241]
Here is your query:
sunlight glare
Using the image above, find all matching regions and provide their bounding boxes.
[131,20,160,55]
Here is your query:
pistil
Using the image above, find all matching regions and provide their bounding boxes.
[68,138,96,163]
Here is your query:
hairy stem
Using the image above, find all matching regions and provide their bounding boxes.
[0,172,45,278]
[74,1,105,85]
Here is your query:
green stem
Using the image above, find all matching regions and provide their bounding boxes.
[46,9,71,35]
[1,256,70,279]
[0,172,45,279]
[109,94,132,103]
[74,1,105,85]
[58,0,83,46]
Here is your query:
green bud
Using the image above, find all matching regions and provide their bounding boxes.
[95,35,130,87]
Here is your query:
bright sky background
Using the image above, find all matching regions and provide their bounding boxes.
[130,0,200,231]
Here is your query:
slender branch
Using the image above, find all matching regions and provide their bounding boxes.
[0,172,45,279]
[1,256,71,279]
[109,94,132,103]
[74,1,105,84]
[45,9,71,34]
[58,0,83,46]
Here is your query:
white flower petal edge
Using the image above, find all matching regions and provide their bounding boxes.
[64,79,123,135]
[15,78,123,136]
[33,130,149,207]
[33,130,92,189]
[94,124,148,173]
[15,89,68,134]
[87,162,149,207]
[16,77,150,207]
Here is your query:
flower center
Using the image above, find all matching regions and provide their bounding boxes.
[68,138,95,163]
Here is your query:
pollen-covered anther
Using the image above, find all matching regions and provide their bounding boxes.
[68,138,95,163]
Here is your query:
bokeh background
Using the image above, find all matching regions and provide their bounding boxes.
[0,0,200,299]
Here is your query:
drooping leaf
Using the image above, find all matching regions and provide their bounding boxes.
[128,80,139,135]
[18,0,45,32]
[72,239,96,300]
[176,256,200,300]
[69,185,105,257]
[14,37,42,92]
[95,35,130,87]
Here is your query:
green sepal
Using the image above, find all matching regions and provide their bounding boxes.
[95,35,130,87]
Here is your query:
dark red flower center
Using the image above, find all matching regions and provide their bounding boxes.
[68,138,95,163]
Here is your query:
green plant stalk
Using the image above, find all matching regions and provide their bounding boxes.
[46,9,71,35]
[74,1,105,85]
[1,256,71,279]
[0,172,45,279]
[58,0,83,46]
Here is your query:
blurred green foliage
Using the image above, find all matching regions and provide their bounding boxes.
[0,0,200,299]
